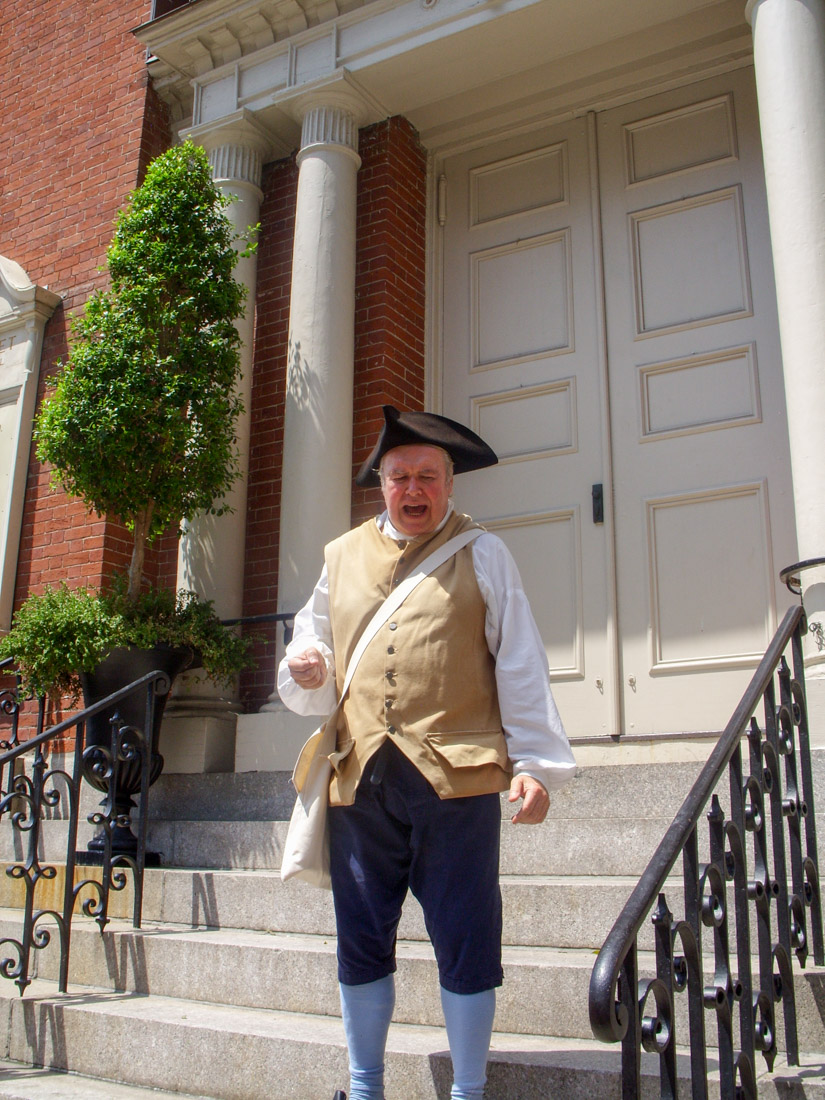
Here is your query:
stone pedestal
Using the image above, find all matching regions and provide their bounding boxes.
[159,704,239,774]
[235,705,321,773]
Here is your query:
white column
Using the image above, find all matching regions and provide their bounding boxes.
[161,133,265,773]
[276,104,362,621]
[746,0,825,732]
[236,101,363,771]
[176,140,263,619]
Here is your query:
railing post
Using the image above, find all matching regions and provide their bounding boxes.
[791,615,825,966]
[681,827,710,1099]
[620,941,641,1099]
[728,745,757,1077]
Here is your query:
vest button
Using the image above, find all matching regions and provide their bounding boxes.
[387,725,397,735]
[388,622,397,631]
[385,699,393,709]
[387,645,395,655]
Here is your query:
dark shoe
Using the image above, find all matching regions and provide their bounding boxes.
[332,1093,347,1100]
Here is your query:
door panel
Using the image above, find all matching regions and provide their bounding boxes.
[597,68,797,733]
[440,117,614,736]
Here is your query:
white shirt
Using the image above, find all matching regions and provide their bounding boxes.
[277,507,576,792]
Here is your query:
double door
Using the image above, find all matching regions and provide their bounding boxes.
[439,68,797,737]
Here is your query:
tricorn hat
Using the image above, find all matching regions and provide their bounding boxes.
[355,405,498,488]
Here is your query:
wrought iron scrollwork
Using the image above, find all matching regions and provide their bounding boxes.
[589,604,824,1098]
[0,667,171,994]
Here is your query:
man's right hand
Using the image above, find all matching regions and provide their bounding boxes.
[287,648,328,690]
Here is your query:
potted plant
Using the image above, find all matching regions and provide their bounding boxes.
[0,140,256,852]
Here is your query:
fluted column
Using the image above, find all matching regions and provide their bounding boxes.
[161,126,266,772]
[176,138,262,619]
[276,104,361,623]
[237,92,368,769]
[746,0,825,736]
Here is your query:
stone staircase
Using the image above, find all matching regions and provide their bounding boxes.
[0,754,823,1098]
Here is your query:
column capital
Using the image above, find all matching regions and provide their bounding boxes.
[182,109,289,190]
[297,104,362,169]
[287,69,386,135]
[747,0,825,25]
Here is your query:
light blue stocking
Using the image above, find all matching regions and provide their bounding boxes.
[339,975,396,1100]
[440,986,496,1100]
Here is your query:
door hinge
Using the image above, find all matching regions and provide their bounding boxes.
[438,174,447,227]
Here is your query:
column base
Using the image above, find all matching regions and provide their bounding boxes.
[235,703,320,772]
[159,702,239,773]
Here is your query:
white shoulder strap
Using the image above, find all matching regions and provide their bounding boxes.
[338,527,483,701]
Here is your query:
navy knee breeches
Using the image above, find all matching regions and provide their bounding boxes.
[328,740,504,995]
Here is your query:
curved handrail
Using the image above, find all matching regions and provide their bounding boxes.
[780,557,825,596]
[0,667,172,767]
[589,602,805,1043]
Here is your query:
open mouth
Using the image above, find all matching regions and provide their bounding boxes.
[403,505,428,518]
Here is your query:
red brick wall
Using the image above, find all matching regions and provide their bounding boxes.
[239,115,428,710]
[1,1,174,613]
[240,154,299,710]
[1,1,173,740]
[352,116,428,525]
[2,0,158,295]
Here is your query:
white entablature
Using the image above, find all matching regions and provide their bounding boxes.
[136,0,753,152]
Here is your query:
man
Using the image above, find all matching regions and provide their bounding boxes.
[278,405,575,1100]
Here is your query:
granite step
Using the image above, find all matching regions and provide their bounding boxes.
[2,814,676,877]
[143,759,708,823]
[0,978,822,1100]
[0,867,640,949]
[4,911,824,1055]
[0,1058,212,1100]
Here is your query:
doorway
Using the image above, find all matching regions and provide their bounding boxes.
[438,68,797,737]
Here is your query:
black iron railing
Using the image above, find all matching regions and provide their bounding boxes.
[0,660,171,995]
[589,603,823,1098]
[220,611,295,646]
[0,611,296,995]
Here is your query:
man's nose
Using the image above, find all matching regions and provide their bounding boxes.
[406,477,423,494]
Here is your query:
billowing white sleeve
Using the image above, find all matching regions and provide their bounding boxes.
[276,565,339,717]
[472,534,576,792]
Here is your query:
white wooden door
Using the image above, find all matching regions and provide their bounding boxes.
[597,68,797,734]
[440,117,616,736]
[438,68,797,738]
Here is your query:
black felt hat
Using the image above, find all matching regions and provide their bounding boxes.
[355,405,498,488]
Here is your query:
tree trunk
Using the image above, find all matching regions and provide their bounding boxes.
[127,505,154,602]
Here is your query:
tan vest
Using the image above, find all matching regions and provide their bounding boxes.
[325,511,512,806]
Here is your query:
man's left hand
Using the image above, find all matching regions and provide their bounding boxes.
[508,774,549,825]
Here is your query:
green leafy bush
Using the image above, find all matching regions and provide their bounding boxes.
[35,140,252,601]
[2,141,258,700]
[0,582,250,703]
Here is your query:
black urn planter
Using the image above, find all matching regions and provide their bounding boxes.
[80,644,193,859]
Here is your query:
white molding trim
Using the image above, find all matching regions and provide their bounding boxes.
[0,258,61,631]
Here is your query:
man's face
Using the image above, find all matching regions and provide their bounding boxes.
[381,445,454,537]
